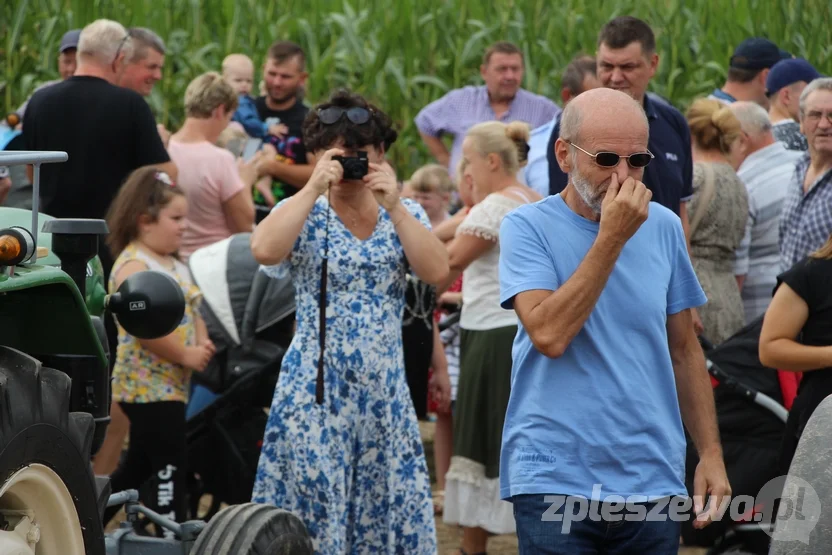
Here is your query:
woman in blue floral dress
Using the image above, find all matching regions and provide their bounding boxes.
[249,89,450,554]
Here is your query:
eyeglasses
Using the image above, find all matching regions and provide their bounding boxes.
[566,141,654,168]
[113,30,132,65]
[804,110,832,125]
[317,106,372,125]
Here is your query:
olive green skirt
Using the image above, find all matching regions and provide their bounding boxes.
[452,325,517,480]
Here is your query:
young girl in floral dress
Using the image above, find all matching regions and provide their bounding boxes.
[102,166,215,534]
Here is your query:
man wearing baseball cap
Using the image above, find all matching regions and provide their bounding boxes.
[767,58,823,151]
[14,29,81,122]
[709,37,792,109]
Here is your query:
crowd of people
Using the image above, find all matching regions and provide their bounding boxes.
[3,11,832,555]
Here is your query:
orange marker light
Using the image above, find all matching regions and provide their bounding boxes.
[0,234,22,264]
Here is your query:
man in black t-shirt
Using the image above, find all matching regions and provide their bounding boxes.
[23,19,176,278]
[252,41,315,222]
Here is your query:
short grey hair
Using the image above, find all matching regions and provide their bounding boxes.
[559,102,583,143]
[125,27,166,63]
[729,101,772,136]
[77,19,129,65]
[799,77,832,121]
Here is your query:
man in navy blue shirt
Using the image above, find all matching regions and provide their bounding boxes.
[546,17,693,223]
[546,16,704,332]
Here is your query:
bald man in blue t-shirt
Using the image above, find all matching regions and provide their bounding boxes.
[498,88,731,554]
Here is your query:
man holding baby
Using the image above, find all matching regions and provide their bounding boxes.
[221,41,313,222]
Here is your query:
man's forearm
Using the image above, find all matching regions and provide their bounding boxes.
[672,333,722,456]
[420,133,450,168]
[261,159,315,189]
[527,236,624,357]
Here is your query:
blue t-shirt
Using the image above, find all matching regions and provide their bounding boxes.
[498,194,706,502]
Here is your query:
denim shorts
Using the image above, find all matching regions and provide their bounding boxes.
[512,493,682,554]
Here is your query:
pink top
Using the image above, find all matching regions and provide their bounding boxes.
[168,140,245,261]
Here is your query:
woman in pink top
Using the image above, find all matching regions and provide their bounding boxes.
[168,71,257,261]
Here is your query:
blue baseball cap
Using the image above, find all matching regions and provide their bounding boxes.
[730,37,791,71]
[59,29,81,53]
[766,58,824,95]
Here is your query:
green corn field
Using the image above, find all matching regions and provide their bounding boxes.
[3,0,832,177]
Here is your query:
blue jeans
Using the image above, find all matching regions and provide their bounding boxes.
[513,494,682,554]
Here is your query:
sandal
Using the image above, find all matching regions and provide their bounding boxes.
[433,489,445,515]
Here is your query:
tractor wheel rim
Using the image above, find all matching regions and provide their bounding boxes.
[0,463,85,555]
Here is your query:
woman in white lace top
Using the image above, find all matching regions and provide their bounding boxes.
[440,120,542,554]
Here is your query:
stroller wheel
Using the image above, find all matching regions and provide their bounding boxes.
[190,502,313,555]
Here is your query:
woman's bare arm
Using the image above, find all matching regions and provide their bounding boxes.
[759,283,832,371]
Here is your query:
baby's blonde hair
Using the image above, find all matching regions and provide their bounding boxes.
[221,53,254,75]
[409,164,455,194]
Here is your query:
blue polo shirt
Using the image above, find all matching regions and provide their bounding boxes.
[545,92,693,215]
[497,194,707,501]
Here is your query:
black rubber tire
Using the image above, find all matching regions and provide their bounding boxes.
[0,345,106,555]
[190,502,313,555]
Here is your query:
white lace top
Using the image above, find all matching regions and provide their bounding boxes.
[456,192,526,331]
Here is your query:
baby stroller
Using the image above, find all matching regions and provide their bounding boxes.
[182,233,296,520]
[682,314,795,554]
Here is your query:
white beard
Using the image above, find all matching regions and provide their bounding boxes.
[571,170,603,215]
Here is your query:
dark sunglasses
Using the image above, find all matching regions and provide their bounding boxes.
[567,141,654,168]
[318,106,371,125]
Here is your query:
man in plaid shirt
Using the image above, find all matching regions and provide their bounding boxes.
[415,41,560,178]
[779,78,832,273]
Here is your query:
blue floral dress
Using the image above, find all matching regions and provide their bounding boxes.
[252,196,438,554]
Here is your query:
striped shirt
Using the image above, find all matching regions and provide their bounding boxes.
[414,85,560,177]
[779,154,832,273]
[733,142,804,322]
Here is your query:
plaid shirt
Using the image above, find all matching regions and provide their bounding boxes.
[779,153,832,272]
[414,85,560,176]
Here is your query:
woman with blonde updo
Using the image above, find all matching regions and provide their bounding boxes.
[440,120,541,554]
[685,98,750,344]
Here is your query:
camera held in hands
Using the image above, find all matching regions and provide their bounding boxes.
[333,151,369,180]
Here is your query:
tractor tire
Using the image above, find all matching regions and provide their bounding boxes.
[190,502,313,555]
[0,346,106,555]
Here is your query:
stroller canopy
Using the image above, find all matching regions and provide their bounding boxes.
[189,233,295,351]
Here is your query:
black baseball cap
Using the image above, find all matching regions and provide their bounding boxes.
[729,37,792,71]
[59,29,81,53]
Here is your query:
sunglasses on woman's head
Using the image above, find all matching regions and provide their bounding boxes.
[317,106,372,125]
[567,141,654,169]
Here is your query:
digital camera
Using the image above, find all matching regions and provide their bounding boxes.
[333,151,369,180]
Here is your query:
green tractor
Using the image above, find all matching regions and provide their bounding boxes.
[0,151,312,555]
